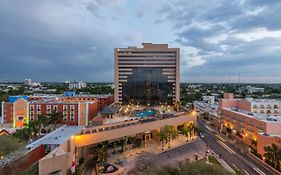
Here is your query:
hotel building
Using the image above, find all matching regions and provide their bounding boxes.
[114,43,180,105]
[219,93,281,156]
[1,92,114,128]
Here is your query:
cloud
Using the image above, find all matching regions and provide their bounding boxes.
[0,0,128,82]
[159,0,281,83]
[0,0,281,83]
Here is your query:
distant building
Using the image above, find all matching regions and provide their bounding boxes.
[188,84,202,89]
[202,96,215,104]
[1,93,114,128]
[68,81,87,89]
[194,100,218,117]
[24,79,32,86]
[114,43,180,105]
[239,85,264,94]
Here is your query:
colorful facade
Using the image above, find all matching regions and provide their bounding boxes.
[1,93,114,128]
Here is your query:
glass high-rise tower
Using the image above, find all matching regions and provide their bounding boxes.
[114,43,180,105]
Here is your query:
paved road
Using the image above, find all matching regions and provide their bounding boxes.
[150,139,207,167]
[198,120,274,175]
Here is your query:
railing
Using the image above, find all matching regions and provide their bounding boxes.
[81,112,186,135]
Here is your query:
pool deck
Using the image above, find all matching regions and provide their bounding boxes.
[104,105,177,125]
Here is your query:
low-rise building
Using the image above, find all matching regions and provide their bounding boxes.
[68,81,87,90]
[1,93,114,128]
[219,93,281,116]
[219,93,281,157]
[193,101,218,117]
[239,85,264,94]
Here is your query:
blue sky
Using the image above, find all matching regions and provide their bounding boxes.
[0,0,281,83]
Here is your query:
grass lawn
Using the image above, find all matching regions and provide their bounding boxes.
[0,135,24,157]
[198,155,221,165]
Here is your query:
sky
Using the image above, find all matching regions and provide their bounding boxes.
[0,0,281,83]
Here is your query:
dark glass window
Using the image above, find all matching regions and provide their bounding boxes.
[122,68,173,105]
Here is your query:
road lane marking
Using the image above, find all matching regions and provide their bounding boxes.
[253,167,266,175]
[217,140,236,155]
[244,170,250,175]
[215,134,227,142]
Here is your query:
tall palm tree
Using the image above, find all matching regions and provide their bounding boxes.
[24,119,41,139]
[181,127,190,141]
[160,128,168,150]
[167,126,177,148]
[264,144,281,168]
[90,144,108,175]
[188,122,195,139]
[48,112,63,128]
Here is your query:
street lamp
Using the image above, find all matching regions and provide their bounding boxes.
[192,111,196,115]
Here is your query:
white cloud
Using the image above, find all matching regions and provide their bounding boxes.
[245,6,265,16]
[181,47,206,68]
[204,34,228,44]
[233,28,281,42]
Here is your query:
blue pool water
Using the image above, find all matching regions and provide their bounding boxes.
[135,110,156,117]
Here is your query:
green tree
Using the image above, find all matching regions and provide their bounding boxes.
[47,112,63,127]
[90,144,108,174]
[181,127,190,142]
[166,126,177,148]
[160,128,168,150]
[13,127,32,143]
[264,144,281,168]
[187,122,195,139]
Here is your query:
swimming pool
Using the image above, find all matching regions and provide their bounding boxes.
[135,109,157,117]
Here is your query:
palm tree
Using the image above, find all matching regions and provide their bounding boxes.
[13,127,31,143]
[90,144,108,175]
[160,128,168,150]
[181,127,190,142]
[48,112,63,128]
[264,144,281,168]
[24,119,41,139]
[188,122,195,139]
[166,126,177,148]
[174,101,180,112]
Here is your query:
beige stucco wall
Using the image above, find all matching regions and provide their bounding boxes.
[39,139,76,175]
[74,114,196,147]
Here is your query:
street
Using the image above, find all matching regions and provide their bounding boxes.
[198,120,274,175]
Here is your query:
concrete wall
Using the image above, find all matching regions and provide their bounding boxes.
[0,145,45,175]
[39,139,76,175]
[74,114,196,147]
[257,134,281,155]
[266,122,281,135]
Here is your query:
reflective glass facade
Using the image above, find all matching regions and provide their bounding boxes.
[115,43,180,105]
[122,68,173,105]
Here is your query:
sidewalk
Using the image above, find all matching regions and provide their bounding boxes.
[213,154,235,174]
[107,136,200,174]
[206,121,281,175]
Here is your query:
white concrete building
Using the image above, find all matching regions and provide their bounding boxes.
[248,99,281,116]
[24,79,32,86]
[69,81,87,89]
[202,96,215,104]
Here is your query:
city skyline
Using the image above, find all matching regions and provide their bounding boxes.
[1,0,281,83]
